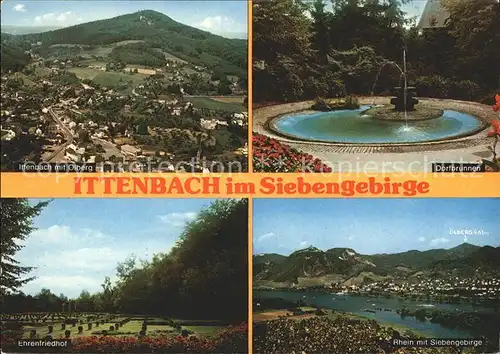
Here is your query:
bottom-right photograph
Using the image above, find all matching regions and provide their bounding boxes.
[252,198,500,354]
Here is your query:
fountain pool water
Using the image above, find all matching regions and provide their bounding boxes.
[270,105,484,144]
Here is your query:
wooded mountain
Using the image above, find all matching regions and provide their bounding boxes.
[29,10,246,76]
[254,243,500,286]
[2,10,247,77]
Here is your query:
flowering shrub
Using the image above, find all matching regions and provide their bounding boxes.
[253,133,333,172]
[483,94,500,171]
[493,94,500,112]
[214,323,248,353]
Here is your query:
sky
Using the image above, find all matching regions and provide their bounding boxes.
[253,198,500,256]
[313,0,428,23]
[1,0,247,38]
[401,1,428,22]
[16,198,218,298]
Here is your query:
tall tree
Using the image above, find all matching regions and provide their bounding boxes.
[311,0,332,63]
[253,0,317,101]
[443,0,500,90]
[0,199,49,296]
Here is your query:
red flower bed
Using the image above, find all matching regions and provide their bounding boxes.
[70,335,218,353]
[253,133,332,173]
[493,94,500,112]
[1,323,248,353]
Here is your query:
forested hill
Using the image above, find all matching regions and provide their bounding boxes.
[254,243,500,284]
[20,10,247,77]
[0,35,31,73]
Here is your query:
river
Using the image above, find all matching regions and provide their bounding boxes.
[255,290,497,338]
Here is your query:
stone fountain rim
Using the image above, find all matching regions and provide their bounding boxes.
[260,97,492,148]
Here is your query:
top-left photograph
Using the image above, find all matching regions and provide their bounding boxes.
[1,1,248,173]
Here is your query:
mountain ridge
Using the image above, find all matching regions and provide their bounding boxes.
[253,243,498,286]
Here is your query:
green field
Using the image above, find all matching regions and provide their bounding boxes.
[163,51,187,63]
[9,72,36,86]
[94,72,148,89]
[34,67,52,77]
[186,97,245,113]
[68,67,103,80]
[112,40,145,47]
[68,68,149,89]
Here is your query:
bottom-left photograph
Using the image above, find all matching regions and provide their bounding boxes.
[0,198,248,353]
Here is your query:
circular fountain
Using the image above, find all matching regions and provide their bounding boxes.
[269,104,484,144]
[268,50,487,145]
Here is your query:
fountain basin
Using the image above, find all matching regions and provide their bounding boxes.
[269,105,485,144]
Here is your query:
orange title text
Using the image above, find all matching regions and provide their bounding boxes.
[73,176,430,197]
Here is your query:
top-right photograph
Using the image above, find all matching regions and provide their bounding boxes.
[252,0,500,173]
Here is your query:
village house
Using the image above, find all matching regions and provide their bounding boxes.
[1,129,16,141]
[121,144,142,157]
[47,123,62,137]
[65,143,85,162]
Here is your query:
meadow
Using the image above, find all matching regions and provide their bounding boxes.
[186,96,246,113]
[68,68,148,90]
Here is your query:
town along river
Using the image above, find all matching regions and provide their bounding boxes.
[255,290,498,338]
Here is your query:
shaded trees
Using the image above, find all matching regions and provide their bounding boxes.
[442,0,500,91]
[253,0,498,103]
[110,199,248,321]
[253,0,317,102]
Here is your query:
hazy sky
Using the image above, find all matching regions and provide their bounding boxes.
[17,198,218,298]
[253,199,500,256]
[1,1,248,38]
[402,0,428,21]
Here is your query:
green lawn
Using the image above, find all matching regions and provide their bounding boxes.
[69,67,103,80]
[163,51,187,63]
[19,316,227,339]
[34,67,52,77]
[183,325,226,336]
[87,46,113,57]
[9,73,36,86]
[186,97,245,113]
[92,72,148,89]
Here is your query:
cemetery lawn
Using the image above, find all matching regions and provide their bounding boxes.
[17,314,227,339]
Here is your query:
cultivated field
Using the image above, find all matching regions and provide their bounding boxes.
[163,51,187,63]
[186,96,246,112]
[68,68,149,89]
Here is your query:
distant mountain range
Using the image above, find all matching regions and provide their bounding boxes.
[1,26,63,35]
[1,10,246,77]
[254,243,500,287]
